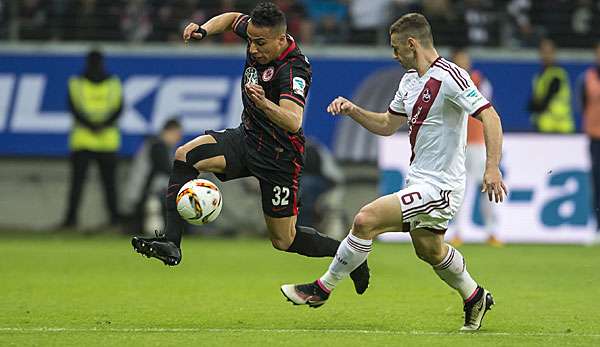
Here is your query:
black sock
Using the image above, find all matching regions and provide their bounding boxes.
[286,225,341,257]
[164,160,198,247]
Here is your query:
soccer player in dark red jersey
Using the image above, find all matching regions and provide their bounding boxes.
[131,2,369,295]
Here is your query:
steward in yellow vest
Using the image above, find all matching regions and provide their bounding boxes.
[62,50,123,228]
[528,39,574,133]
[68,62,123,151]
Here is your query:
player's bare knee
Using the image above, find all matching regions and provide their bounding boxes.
[268,224,294,251]
[270,236,293,251]
[414,247,438,265]
[352,209,377,239]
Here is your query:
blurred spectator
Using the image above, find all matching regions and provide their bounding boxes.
[298,138,345,239]
[579,42,600,244]
[530,0,569,45]
[450,48,502,247]
[2,0,599,47]
[18,0,48,40]
[422,0,465,47]
[348,0,393,44]
[0,0,7,39]
[148,2,180,42]
[62,50,123,229]
[121,0,152,42]
[302,0,348,44]
[275,0,309,42]
[528,39,575,133]
[567,0,600,48]
[121,118,183,235]
[462,0,499,46]
[64,0,121,41]
[505,0,540,47]
[47,0,69,41]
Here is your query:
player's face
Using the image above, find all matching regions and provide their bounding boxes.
[247,22,287,65]
[390,32,416,70]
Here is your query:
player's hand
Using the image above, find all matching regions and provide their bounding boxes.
[482,167,508,203]
[183,23,205,42]
[327,96,356,116]
[245,83,267,109]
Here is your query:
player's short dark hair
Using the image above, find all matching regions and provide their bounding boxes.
[250,2,286,30]
[389,13,434,47]
[162,118,181,131]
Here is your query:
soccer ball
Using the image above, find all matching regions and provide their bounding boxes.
[176,179,223,225]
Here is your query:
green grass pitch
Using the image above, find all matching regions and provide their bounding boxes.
[1,234,599,346]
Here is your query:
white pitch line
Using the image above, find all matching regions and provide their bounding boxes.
[0,327,599,338]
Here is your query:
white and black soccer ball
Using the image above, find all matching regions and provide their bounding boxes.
[176,179,223,225]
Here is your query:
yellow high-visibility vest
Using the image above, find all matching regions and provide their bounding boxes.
[532,66,574,133]
[68,76,122,151]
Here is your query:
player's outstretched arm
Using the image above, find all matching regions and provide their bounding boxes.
[183,12,243,42]
[477,107,508,203]
[327,96,406,136]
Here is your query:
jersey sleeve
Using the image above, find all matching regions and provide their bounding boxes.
[444,67,492,117]
[278,59,311,107]
[388,80,407,117]
[232,14,250,40]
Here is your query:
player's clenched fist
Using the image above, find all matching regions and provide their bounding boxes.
[327,96,356,116]
[183,22,206,42]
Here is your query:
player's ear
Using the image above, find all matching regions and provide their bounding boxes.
[407,37,416,51]
[278,33,287,44]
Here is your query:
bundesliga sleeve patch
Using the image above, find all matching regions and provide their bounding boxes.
[462,88,484,107]
[292,77,306,96]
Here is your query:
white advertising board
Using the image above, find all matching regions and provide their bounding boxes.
[378,134,595,244]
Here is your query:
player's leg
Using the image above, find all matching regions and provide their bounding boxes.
[163,134,226,246]
[260,177,370,295]
[264,214,341,256]
[63,150,91,227]
[96,151,120,225]
[281,193,404,306]
[131,133,227,265]
[410,226,494,331]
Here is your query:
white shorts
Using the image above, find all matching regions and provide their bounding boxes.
[395,183,465,232]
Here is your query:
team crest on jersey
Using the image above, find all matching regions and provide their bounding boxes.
[422,88,431,102]
[244,67,258,85]
[262,66,274,82]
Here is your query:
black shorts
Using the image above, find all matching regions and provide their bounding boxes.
[205,126,303,218]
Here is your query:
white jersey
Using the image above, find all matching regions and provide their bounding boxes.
[388,57,491,191]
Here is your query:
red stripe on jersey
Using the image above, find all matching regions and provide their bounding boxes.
[409,78,442,164]
[280,93,305,106]
[277,36,297,61]
[434,62,468,90]
[288,133,305,154]
[291,157,302,215]
[232,14,247,31]
[388,107,407,117]
[470,102,492,118]
[440,58,470,88]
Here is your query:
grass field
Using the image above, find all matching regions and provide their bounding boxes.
[1,233,599,346]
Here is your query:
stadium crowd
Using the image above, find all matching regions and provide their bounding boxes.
[2,0,599,47]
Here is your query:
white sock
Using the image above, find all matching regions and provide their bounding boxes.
[319,233,372,292]
[433,244,478,300]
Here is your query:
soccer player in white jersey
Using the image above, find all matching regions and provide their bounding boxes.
[281,13,507,331]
